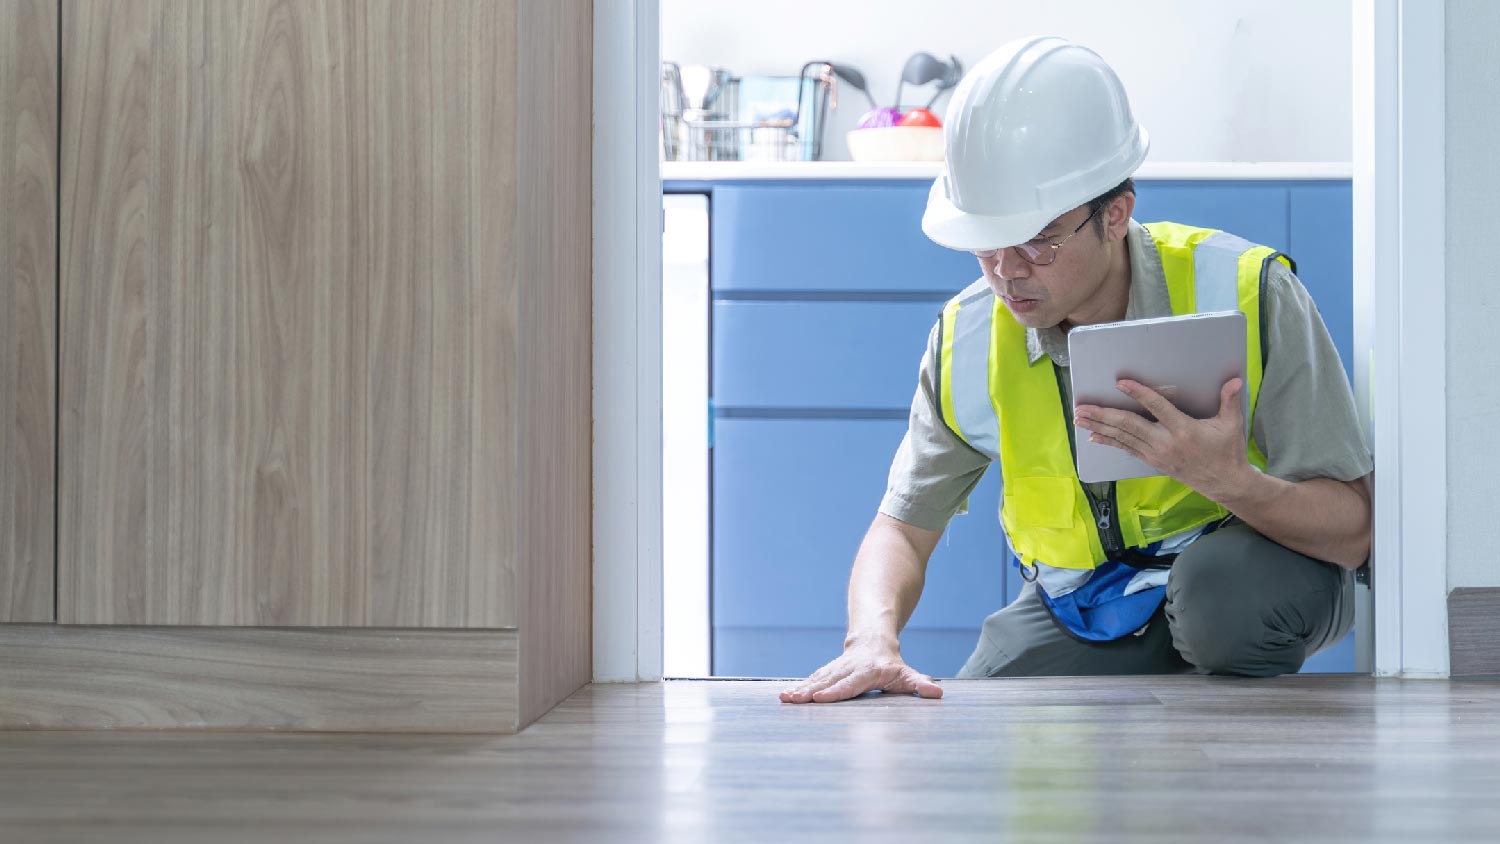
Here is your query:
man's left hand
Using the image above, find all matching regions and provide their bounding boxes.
[1073,378,1251,501]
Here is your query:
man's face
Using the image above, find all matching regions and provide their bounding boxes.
[972,203,1116,329]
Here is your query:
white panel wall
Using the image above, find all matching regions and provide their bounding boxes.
[662,0,1351,163]
[1446,0,1500,590]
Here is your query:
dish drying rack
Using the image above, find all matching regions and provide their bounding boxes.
[660,61,838,162]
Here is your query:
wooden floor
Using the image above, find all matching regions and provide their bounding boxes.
[2,676,1499,843]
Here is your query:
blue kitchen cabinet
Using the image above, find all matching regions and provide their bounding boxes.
[676,177,1358,677]
[712,418,1013,677]
[1288,182,1356,380]
[712,300,942,410]
[1131,182,1292,254]
[710,184,978,294]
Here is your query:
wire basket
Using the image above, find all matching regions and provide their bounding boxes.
[661,62,836,162]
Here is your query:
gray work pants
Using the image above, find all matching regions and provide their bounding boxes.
[954,523,1356,677]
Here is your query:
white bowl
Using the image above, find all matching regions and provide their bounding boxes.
[846,126,945,162]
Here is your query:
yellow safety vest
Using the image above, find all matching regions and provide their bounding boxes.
[937,222,1290,572]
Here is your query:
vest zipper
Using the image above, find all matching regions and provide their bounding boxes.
[1104,485,1126,557]
[1054,364,1127,559]
[1080,481,1125,559]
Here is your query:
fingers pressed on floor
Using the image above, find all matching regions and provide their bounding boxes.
[811,672,876,703]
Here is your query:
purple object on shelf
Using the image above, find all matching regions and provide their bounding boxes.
[856,106,902,129]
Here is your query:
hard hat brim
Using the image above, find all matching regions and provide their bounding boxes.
[920,176,1057,252]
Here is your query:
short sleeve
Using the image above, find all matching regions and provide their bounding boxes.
[1251,262,1375,483]
[877,320,993,531]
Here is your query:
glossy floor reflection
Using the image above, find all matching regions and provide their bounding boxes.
[2,676,1498,843]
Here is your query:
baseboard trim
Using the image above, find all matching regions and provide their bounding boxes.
[0,626,520,732]
[1449,588,1500,677]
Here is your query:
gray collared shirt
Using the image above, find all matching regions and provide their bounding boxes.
[879,219,1374,532]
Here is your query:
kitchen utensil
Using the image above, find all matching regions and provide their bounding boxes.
[921,55,965,110]
[660,62,687,159]
[894,52,948,108]
[829,64,877,110]
[680,64,733,111]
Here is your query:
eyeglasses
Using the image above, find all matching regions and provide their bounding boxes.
[970,205,1102,266]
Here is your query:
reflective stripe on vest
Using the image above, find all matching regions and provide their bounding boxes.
[939,280,1001,457]
[937,222,1287,571]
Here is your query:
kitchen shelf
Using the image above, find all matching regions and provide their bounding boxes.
[660,160,1354,182]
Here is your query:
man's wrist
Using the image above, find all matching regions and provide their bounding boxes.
[843,631,901,653]
[1202,461,1274,511]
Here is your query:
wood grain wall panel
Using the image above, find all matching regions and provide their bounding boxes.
[358,0,520,630]
[0,0,57,623]
[516,0,593,727]
[0,625,519,732]
[60,0,520,627]
[1449,587,1500,677]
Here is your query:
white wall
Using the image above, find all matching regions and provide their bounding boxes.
[662,0,1351,163]
[1446,0,1500,590]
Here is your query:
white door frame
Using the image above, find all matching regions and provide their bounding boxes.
[592,0,663,682]
[592,0,1450,682]
[1354,0,1449,677]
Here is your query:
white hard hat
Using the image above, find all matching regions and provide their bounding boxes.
[921,36,1149,251]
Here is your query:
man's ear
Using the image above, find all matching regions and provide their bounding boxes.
[1106,192,1135,241]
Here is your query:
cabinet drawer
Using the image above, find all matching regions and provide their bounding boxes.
[711,418,1014,631]
[711,185,979,293]
[713,627,986,679]
[710,415,1354,674]
[1133,181,1291,251]
[712,300,945,410]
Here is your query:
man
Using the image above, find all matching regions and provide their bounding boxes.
[781,36,1373,704]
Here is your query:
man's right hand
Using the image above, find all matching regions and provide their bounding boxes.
[778,643,943,704]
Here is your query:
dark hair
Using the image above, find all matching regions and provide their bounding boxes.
[1085,178,1136,236]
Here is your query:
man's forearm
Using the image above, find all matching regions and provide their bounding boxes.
[844,517,935,649]
[1205,470,1371,569]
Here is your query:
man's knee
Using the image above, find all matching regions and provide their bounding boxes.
[1164,529,1306,677]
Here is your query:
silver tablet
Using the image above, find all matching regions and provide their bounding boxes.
[1067,310,1247,483]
